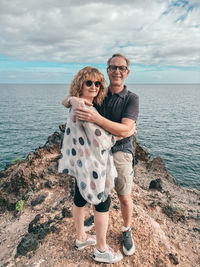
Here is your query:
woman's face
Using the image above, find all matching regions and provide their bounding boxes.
[81,77,101,102]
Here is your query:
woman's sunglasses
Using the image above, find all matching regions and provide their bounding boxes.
[85,80,101,88]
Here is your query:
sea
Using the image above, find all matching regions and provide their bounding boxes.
[0,83,199,190]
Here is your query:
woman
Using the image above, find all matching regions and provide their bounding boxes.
[58,66,123,264]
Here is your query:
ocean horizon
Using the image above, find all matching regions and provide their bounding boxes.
[0,83,199,190]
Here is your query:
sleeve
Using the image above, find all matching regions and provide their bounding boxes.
[123,93,139,121]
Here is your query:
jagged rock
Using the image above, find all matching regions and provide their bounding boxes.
[1,262,9,267]
[16,232,38,256]
[59,124,66,133]
[135,142,150,163]
[169,253,179,265]
[149,178,162,191]
[0,125,199,267]
[31,192,49,207]
[62,207,72,218]
[162,205,185,222]
[193,227,200,234]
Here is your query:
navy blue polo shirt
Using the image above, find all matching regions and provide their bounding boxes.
[95,85,139,155]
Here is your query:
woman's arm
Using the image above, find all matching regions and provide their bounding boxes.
[75,106,136,138]
[62,95,93,109]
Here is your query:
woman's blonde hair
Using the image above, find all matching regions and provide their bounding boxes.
[69,66,107,105]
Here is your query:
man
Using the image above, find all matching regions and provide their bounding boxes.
[62,54,139,256]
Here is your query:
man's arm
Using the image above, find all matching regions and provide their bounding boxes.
[75,106,136,137]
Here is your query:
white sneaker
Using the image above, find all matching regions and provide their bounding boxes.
[75,235,96,250]
[93,246,123,263]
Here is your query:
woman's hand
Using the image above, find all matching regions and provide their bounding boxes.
[62,96,93,109]
[75,106,102,123]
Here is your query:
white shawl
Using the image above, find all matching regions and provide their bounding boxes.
[58,106,117,205]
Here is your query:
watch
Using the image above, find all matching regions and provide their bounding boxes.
[67,96,74,106]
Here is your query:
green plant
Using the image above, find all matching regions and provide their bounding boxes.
[175,206,184,216]
[16,200,24,212]
[13,158,21,163]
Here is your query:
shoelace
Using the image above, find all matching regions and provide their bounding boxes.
[123,231,133,248]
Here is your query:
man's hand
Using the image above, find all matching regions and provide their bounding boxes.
[116,125,137,141]
[62,96,93,109]
[128,125,138,136]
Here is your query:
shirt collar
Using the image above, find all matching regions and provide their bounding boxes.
[107,85,128,98]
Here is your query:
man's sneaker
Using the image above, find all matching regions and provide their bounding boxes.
[122,228,135,255]
[84,215,94,232]
[93,246,123,263]
[75,234,96,250]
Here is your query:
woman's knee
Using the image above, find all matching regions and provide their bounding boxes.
[94,196,111,212]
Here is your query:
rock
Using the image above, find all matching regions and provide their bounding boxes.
[59,124,66,133]
[31,192,49,207]
[135,143,150,163]
[193,227,200,234]
[169,253,179,265]
[62,207,72,218]
[149,178,162,191]
[162,205,185,222]
[1,262,10,267]
[0,125,199,267]
[28,214,42,233]
[16,233,38,256]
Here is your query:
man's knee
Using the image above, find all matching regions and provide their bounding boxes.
[118,194,132,207]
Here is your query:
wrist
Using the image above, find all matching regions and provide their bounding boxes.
[67,96,74,106]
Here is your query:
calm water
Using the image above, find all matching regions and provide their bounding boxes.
[0,83,199,190]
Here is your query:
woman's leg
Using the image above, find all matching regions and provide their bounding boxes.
[94,210,109,251]
[94,196,111,251]
[72,203,87,241]
[73,181,87,241]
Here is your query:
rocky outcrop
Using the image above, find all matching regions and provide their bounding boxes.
[0,126,199,267]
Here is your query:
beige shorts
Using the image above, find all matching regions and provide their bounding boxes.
[113,151,134,195]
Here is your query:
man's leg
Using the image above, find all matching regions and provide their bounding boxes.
[118,194,133,228]
[113,151,135,256]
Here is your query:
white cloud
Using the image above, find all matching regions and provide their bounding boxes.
[0,0,200,66]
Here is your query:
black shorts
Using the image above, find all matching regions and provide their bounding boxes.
[74,182,111,212]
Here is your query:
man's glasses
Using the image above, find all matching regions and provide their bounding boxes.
[108,65,128,73]
[85,80,101,88]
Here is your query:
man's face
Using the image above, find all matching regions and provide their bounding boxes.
[107,56,130,88]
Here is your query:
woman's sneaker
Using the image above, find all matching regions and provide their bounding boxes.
[75,234,96,250]
[84,215,94,232]
[122,228,135,255]
[93,246,123,263]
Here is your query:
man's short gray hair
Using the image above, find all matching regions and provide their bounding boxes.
[107,54,130,67]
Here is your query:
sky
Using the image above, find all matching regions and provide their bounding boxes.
[0,0,200,84]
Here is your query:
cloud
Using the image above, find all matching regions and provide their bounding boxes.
[0,0,200,67]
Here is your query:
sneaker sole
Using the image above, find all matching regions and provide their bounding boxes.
[123,245,135,256]
[75,241,96,250]
[93,254,123,263]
